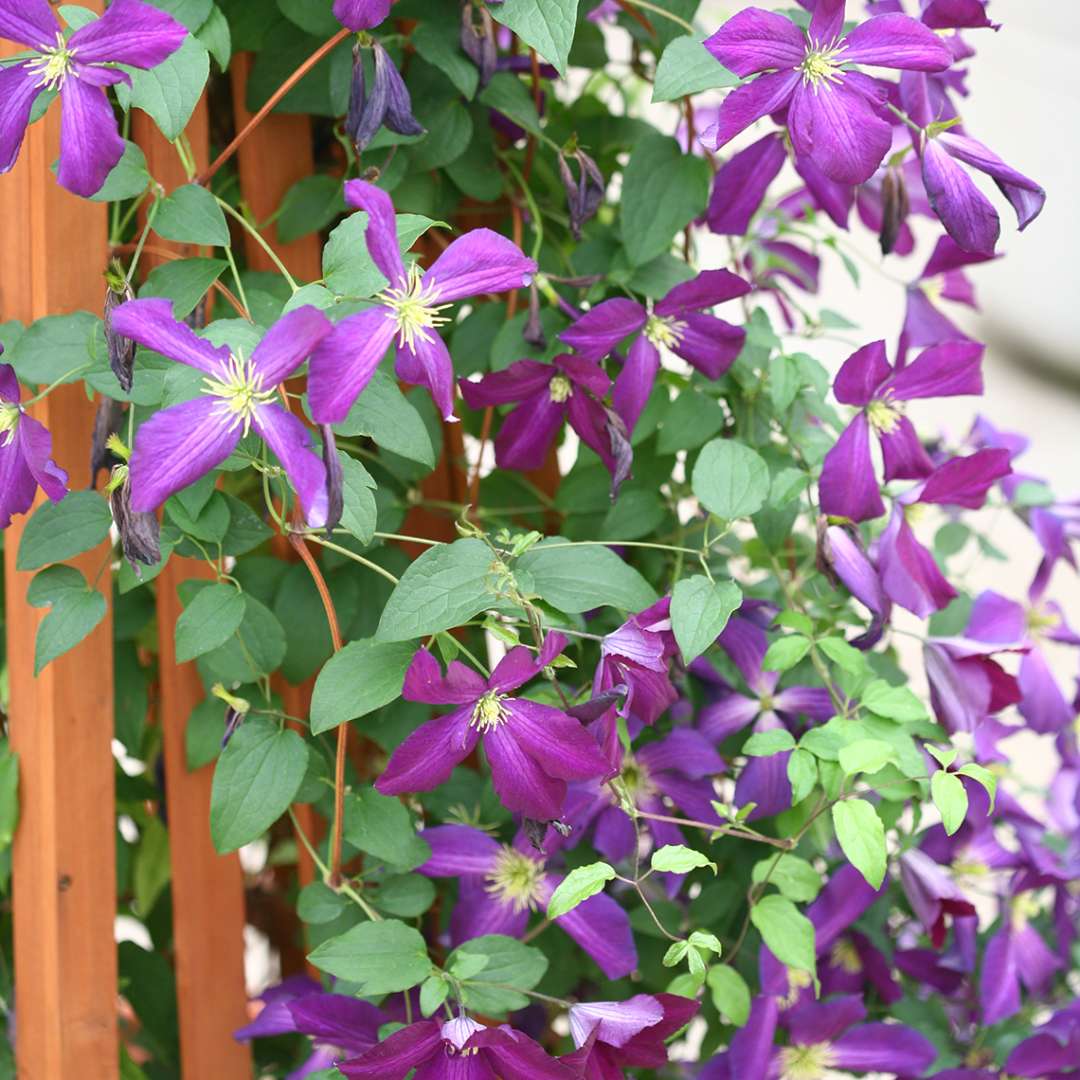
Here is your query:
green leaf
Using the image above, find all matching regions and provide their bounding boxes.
[670,576,742,663]
[117,36,210,141]
[925,744,958,769]
[761,635,811,672]
[707,966,751,1026]
[308,920,433,994]
[838,738,896,777]
[787,747,817,804]
[323,212,440,297]
[133,816,171,915]
[376,539,496,641]
[655,388,725,454]
[310,639,415,734]
[652,35,739,101]
[371,874,436,918]
[620,133,710,266]
[420,975,450,1018]
[750,895,816,979]
[185,696,225,771]
[477,73,542,135]
[338,453,378,546]
[209,717,308,852]
[25,565,106,674]
[832,799,887,889]
[547,862,616,919]
[18,491,111,571]
[276,174,346,245]
[752,854,821,903]
[817,636,868,677]
[174,583,245,663]
[153,184,230,247]
[0,744,19,851]
[343,786,430,871]
[862,680,928,722]
[297,881,349,925]
[448,935,548,1014]
[489,0,579,76]
[276,0,338,35]
[147,0,213,30]
[9,310,98,385]
[651,845,717,875]
[931,769,968,836]
[956,763,996,811]
[517,539,657,614]
[199,592,287,682]
[412,23,478,98]
[90,141,152,202]
[743,728,796,757]
[331,368,436,467]
[139,257,227,318]
[196,4,232,69]
[692,439,770,520]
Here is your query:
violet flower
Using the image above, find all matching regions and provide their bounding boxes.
[703,2,952,184]
[340,1016,577,1079]
[416,824,636,979]
[899,847,976,947]
[345,42,424,153]
[707,132,788,237]
[559,270,750,433]
[819,338,985,523]
[0,360,67,529]
[333,0,391,31]
[923,632,1022,737]
[816,519,892,648]
[980,896,1062,1026]
[308,180,535,422]
[375,634,613,820]
[0,0,187,197]
[1002,999,1080,1078]
[109,299,333,528]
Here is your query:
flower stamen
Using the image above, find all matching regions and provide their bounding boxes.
[484,846,546,913]
[779,1041,837,1080]
[548,373,572,403]
[27,33,79,92]
[644,313,687,350]
[799,39,847,90]
[867,394,904,435]
[471,690,508,732]
[378,263,452,350]
[202,350,276,436]
[0,403,20,447]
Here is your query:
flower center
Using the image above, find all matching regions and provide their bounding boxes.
[470,690,508,733]
[485,846,546,912]
[1010,892,1042,930]
[779,1042,836,1080]
[27,33,78,91]
[644,313,686,350]
[548,373,572,403]
[202,351,276,436]
[1026,603,1060,639]
[378,262,452,350]
[866,396,903,435]
[0,403,20,447]
[617,756,656,801]
[779,967,814,1008]
[829,938,862,974]
[799,40,846,89]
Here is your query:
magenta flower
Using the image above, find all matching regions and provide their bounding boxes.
[340,1016,576,1080]
[980,904,1062,1027]
[559,270,750,432]
[0,360,67,529]
[0,0,186,196]
[707,132,789,237]
[817,520,892,648]
[703,1,952,184]
[109,299,333,528]
[417,824,636,979]
[923,632,1022,737]
[333,0,391,31]
[375,635,613,820]
[459,354,618,476]
[819,338,985,522]
[308,180,535,422]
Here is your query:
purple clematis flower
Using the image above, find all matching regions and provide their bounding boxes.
[899,847,977,948]
[375,634,613,820]
[308,180,535,422]
[817,518,892,648]
[1001,999,1080,1078]
[923,632,1022,737]
[563,994,699,1079]
[703,1,952,184]
[0,359,67,529]
[416,824,636,979]
[980,896,1062,1026]
[820,338,985,522]
[333,0,391,31]
[109,299,333,528]
[0,0,186,196]
[559,270,751,433]
[707,132,789,237]
[340,1016,577,1079]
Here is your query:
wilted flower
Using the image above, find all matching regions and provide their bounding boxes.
[106,439,161,574]
[319,424,344,536]
[460,2,498,88]
[103,266,136,393]
[558,147,605,239]
[88,395,124,487]
[345,42,424,154]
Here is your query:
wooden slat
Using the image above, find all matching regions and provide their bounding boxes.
[0,17,118,1077]
[130,106,252,1078]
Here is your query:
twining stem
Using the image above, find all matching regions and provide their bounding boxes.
[216,196,300,292]
[125,198,160,286]
[288,809,382,921]
[223,244,251,317]
[287,530,349,887]
[23,363,93,405]
[197,28,351,186]
[305,534,401,585]
[634,807,796,850]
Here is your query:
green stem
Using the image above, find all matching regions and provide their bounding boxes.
[125,198,160,287]
[223,244,251,319]
[305,534,401,584]
[23,363,93,405]
[625,0,696,32]
[500,155,544,263]
[288,809,383,921]
[216,197,300,292]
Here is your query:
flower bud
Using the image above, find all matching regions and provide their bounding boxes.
[346,43,425,154]
[522,283,546,349]
[460,2,497,89]
[321,423,344,536]
[103,266,136,392]
[212,683,251,748]
[109,466,161,575]
[558,148,605,240]
[879,165,910,257]
[603,404,632,500]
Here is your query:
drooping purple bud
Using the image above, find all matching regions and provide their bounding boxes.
[109,467,161,574]
[604,404,633,500]
[345,44,424,154]
[89,396,125,488]
[816,517,890,648]
[879,165,910,256]
[566,686,627,723]
[375,44,425,142]
[104,271,136,393]
[461,2,498,89]
[559,148,605,240]
[321,424,343,537]
[345,43,375,151]
[523,283,546,349]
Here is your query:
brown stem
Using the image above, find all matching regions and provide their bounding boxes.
[197,29,351,186]
[286,529,348,886]
[615,0,657,37]
[110,242,251,318]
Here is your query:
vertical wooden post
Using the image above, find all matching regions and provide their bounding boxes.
[0,20,118,1079]
[130,106,252,1077]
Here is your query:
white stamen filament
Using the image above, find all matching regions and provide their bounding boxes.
[26,33,79,92]
[800,38,847,91]
[378,263,452,350]
[202,351,276,436]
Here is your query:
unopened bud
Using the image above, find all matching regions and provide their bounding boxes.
[103,269,136,393]
[558,148,605,240]
[522,283,546,349]
[879,166,910,257]
[460,2,497,89]
[211,683,251,748]
[603,404,633,501]
[321,424,343,536]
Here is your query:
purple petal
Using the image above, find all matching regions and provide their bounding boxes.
[593,805,637,862]
[1017,648,1072,734]
[251,404,328,529]
[833,340,890,406]
[612,336,659,434]
[698,695,760,742]
[808,0,845,42]
[980,928,1020,1025]
[886,340,984,401]
[569,996,663,1050]
[339,1021,442,1080]
[917,448,1011,509]
[344,179,406,286]
[545,878,636,979]
[638,728,724,779]
[424,229,536,304]
[879,509,956,617]
[567,391,620,477]
[250,306,332,388]
[922,139,1000,256]
[68,0,187,68]
[395,334,456,421]
[418,825,500,877]
[734,743,792,819]
[921,0,998,29]
[57,78,124,197]
[17,414,68,504]
[491,392,564,471]
[234,976,321,1040]
[786,994,865,1046]
[402,648,487,706]
[807,863,885,951]
[773,686,833,721]
[707,132,787,235]
[490,638,565,694]
[484,724,569,820]
[840,13,954,70]
[0,64,41,174]
[460,360,555,407]
[0,0,56,48]
[288,994,385,1054]
[879,415,935,482]
[703,7,806,78]
[729,996,779,1078]
[832,1023,937,1074]
[507,700,612,782]
[450,877,530,945]
[469,1027,575,1080]
[307,308,397,424]
[718,615,770,691]
[967,591,1026,644]
[333,0,392,31]
[819,413,885,522]
[558,299,645,361]
[702,70,800,151]
[656,268,753,320]
[375,709,479,797]
[673,313,746,381]
[109,298,229,375]
[793,155,855,228]
[0,428,42,529]
[821,523,888,622]
[128,397,239,513]
[1013,922,1062,994]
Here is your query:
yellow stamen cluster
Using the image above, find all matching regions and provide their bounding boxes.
[202,351,276,436]
[378,263,452,350]
[799,40,847,90]
[779,1042,837,1080]
[470,690,508,733]
[644,313,687,350]
[485,846,545,913]
[867,395,904,435]
[0,403,20,447]
[1026,603,1061,638]
[548,373,573,403]
[829,937,863,975]
[26,33,78,92]
[779,967,814,1008]
[618,755,657,801]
